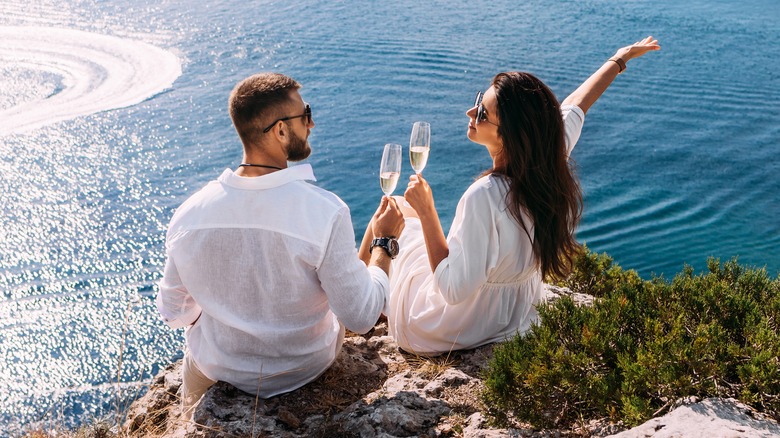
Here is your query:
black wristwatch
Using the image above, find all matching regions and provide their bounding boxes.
[370,237,399,259]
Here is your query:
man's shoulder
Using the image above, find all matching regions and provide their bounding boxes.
[165,179,222,225]
[175,177,222,205]
[294,181,349,213]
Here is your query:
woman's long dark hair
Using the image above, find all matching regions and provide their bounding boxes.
[490,71,583,279]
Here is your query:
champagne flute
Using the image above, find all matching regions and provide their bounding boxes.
[409,121,430,174]
[379,143,402,197]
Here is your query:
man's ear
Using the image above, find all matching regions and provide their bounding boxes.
[271,121,289,144]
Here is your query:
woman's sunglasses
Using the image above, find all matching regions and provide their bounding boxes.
[474,91,498,126]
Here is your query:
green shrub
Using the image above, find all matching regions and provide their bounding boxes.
[556,245,643,299]
[483,251,780,429]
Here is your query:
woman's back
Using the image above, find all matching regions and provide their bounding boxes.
[387,174,544,355]
[386,105,585,356]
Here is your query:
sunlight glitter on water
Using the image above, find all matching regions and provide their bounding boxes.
[0,118,183,430]
[0,3,185,427]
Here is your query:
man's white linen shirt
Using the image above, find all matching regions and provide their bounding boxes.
[156,164,388,397]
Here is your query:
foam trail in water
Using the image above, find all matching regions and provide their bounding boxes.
[0,26,181,136]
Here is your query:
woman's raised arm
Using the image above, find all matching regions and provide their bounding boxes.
[561,36,661,115]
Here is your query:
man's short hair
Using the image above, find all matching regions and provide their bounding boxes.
[228,73,301,148]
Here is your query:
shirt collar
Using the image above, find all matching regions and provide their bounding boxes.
[218,163,316,190]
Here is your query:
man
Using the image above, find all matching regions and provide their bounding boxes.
[156,72,404,415]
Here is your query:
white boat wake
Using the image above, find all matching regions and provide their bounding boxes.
[0,26,181,136]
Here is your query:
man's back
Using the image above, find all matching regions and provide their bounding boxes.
[158,72,404,413]
[158,164,387,397]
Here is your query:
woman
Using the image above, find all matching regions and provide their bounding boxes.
[361,37,660,355]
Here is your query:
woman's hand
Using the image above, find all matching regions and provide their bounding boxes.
[614,36,660,63]
[404,174,436,219]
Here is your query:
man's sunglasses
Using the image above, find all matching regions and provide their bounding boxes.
[474,91,498,126]
[262,103,312,133]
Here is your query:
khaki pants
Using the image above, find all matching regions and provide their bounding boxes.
[180,324,345,419]
[181,351,217,420]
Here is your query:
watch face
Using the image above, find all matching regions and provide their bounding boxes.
[388,238,399,256]
[371,238,399,258]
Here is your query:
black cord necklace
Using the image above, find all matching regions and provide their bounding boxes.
[238,163,283,170]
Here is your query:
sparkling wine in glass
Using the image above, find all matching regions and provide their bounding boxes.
[409,121,430,174]
[379,143,402,196]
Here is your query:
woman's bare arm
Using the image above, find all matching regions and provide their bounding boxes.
[562,36,661,114]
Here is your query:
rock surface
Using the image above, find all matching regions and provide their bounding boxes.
[122,325,522,437]
[607,397,780,438]
[123,287,780,437]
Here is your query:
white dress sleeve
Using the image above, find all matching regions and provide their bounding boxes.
[561,104,585,157]
[432,182,500,305]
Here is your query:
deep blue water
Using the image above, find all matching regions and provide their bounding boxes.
[0,0,778,433]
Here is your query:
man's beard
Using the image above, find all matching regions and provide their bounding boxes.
[286,130,311,162]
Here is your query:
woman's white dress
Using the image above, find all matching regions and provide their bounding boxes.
[387,105,585,355]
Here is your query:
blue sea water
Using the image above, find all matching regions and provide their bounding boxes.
[0,0,778,433]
